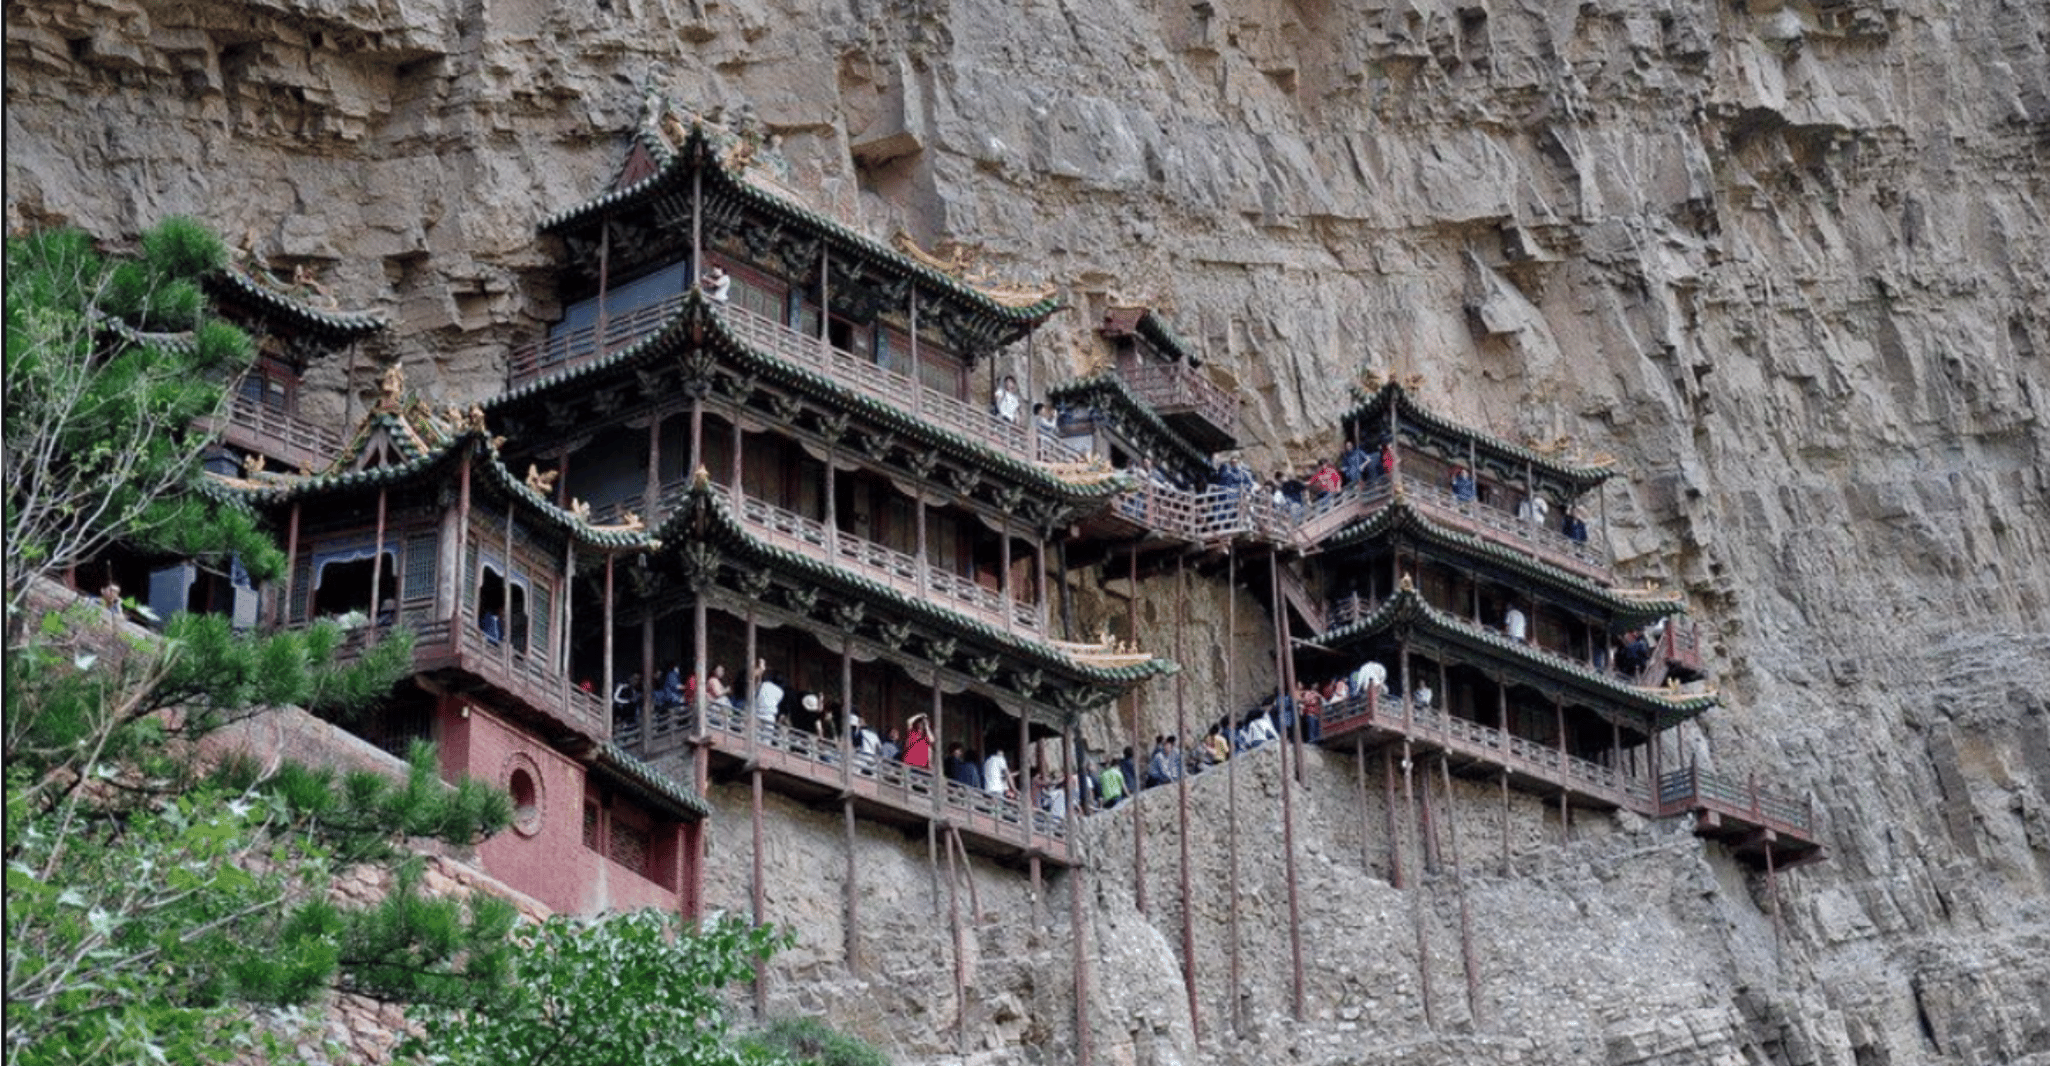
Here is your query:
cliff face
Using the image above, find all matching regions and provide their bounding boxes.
[10,0,2050,1063]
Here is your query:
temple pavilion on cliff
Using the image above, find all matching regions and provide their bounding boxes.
[73,97,1829,1057]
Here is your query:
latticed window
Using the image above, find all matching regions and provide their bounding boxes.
[582,803,599,851]
[609,820,651,877]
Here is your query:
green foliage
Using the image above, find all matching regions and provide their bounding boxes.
[3,217,525,1065]
[5,217,276,614]
[400,911,793,1066]
[740,1016,893,1066]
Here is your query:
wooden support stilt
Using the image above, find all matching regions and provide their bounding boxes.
[1174,558,1199,1042]
[1356,734,1372,874]
[1441,756,1481,1028]
[1384,749,1405,889]
[751,766,767,1016]
[1030,854,1044,933]
[1500,770,1511,876]
[1403,740,1435,1029]
[1269,559,1306,1021]
[602,556,615,735]
[843,798,860,975]
[1070,861,1093,1066]
[1223,547,1242,1036]
[278,501,300,628]
[942,821,967,1051]
[1419,737,1442,874]
[367,487,387,646]
[1127,548,1147,918]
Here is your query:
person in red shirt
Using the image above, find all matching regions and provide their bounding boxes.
[903,713,934,769]
[1308,459,1341,496]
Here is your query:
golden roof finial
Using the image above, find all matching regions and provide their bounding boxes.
[525,464,559,495]
[377,361,406,409]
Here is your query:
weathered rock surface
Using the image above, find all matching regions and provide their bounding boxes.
[10,0,2050,1063]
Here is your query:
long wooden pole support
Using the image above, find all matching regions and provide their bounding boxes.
[367,487,387,645]
[943,821,967,1051]
[1127,547,1147,917]
[1384,749,1405,889]
[1070,850,1093,1066]
[1270,560,1306,1021]
[1404,739,1435,1029]
[1223,547,1241,1035]
[1174,557,1199,1042]
[751,765,767,1015]
[1441,755,1481,1026]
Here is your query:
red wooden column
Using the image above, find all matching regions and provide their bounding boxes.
[644,415,662,522]
[500,505,515,674]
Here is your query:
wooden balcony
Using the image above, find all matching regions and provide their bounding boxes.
[1098,478,1388,548]
[330,608,608,743]
[719,305,1041,463]
[507,292,689,387]
[615,701,1071,866]
[1319,689,1652,812]
[1118,361,1239,451]
[1398,478,1611,582]
[1657,764,1823,868]
[1326,592,1645,687]
[218,396,342,473]
[594,479,1048,637]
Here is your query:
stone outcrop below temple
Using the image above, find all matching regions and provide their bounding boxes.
[8,1,2050,1064]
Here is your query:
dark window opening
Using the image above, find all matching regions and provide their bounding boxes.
[477,566,530,654]
[313,553,396,622]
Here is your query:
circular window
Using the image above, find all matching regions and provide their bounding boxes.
[508,766,543,836]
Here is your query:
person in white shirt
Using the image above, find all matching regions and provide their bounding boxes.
[982,748,1012,796]
[993,375,1021,423]
[1504,606,1527,642]
[751,659,783,728]
[1415,682,1434,709]
[700,266,731,303]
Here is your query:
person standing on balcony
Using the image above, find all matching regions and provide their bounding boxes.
[1033,401,1059,440]
[904,714,933,769]
[1504,605,1528,642]
[993,375,1022,423]
[751,659,784,735]
[982,745,1013,797]
[1340,440,1370,484]
[706,663,733,708]
[1451,465,1477,502]
[700,265,730,303]
[1517,492,1550,526]
[1561,505,1589,543]
[1308,459,1341,497]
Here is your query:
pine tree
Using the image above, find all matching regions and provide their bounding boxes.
[4,220,517,1065]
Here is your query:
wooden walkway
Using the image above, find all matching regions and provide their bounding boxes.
[618,703,1072,867]
[1319,690,1821,868]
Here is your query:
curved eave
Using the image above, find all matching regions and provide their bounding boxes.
[1346,383,1616,491]
[1047,372,1215,472]
[217,435,653,552]
[1321,589,1715,724]
[538,125,1058,330]
[1320,496,1681,622]
[652,484,1177,690]
[1136,311,1201,367]
[209,269,388,338]
[483,294,1135,508]
[586,742,711,821]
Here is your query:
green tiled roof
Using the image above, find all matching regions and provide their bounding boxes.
[1319,494,1681,622]
[1345,382,1616,492]
[587,742,711,820]
[209,267,388,338]
[652,479,1177,690]
[1320,588,1715,726]
[1047,370,1216,474]
[216,433,654,552]
[538,121,1059,328]
[483,292,1136,509]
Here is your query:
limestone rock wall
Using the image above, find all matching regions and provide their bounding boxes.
[10,0,2050,1063]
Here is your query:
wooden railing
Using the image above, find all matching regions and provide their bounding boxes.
[1658,764,1814,837]
[1119,361,1239,437]
[720,306,1039,461]
[507,292,690,386]
[1399,478,1610,578]
[319,609,606,740]
[1318,689,1652,807]
[616,701,1069,848]
[1107,477,1389,547]
[219,396,342,471]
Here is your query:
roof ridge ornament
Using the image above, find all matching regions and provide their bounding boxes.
[891,231,1058,309]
